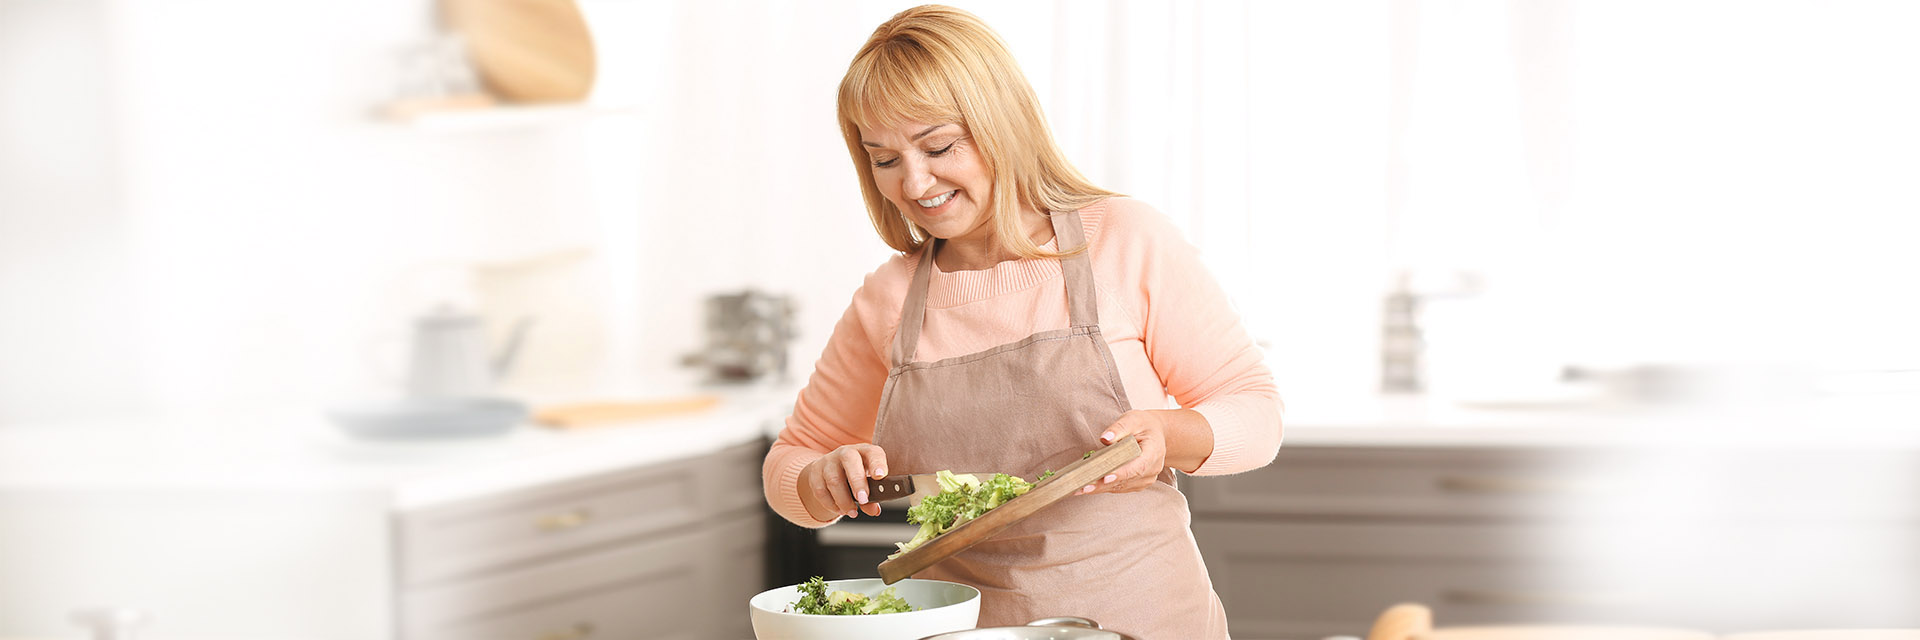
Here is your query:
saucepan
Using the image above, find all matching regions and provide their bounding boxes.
[917,616,1141,640]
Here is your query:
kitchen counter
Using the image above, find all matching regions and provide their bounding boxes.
[1279,393,1920,450]
[0,382,796,510]
[7,388,1917,508]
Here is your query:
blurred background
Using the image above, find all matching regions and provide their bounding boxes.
[3,0,1918,419]
[2,0,1918,639]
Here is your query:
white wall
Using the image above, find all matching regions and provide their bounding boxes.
[0,0,902,421]
[5,0,1918,424]
[0,0,141,421]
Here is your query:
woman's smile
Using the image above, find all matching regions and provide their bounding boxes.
[916,190,958,214]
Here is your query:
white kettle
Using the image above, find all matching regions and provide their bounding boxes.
[407,305,532,398]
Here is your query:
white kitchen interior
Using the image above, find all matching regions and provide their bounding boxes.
[2,1,1918,639]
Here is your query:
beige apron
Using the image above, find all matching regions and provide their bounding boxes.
[872,210,1228,639]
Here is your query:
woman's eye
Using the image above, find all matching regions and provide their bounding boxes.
[927,142,957,157]
[873,157,898,168]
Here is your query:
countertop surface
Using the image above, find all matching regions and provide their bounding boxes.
[0,381,799,510]
[4,384,1916,509]
[1275,392,1920,449]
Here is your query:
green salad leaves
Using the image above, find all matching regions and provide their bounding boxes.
[887,470,1044,559]
[788,576,916,615]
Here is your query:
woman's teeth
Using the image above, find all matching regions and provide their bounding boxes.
[917,191,955,208]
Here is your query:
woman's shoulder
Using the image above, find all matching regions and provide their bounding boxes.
[1078,196,1181,251]
[856,248,920,301]
[843,248,922,341]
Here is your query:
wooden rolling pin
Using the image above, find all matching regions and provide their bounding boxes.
[534,395,721,428]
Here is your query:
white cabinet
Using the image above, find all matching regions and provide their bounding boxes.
[397,440,765,640]
[1188,445,1920,639]
[0,404,782,640]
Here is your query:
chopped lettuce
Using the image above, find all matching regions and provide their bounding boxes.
[788,576,916,615]
[887,470,1042,559]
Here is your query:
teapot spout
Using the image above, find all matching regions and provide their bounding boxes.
[492,316,534,379]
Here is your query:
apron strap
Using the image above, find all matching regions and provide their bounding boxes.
[1051,210,1100,329]
[892,240,939,367]
[890,210,1101,366]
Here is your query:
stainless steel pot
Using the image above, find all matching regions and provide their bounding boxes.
[916,616,1141,640]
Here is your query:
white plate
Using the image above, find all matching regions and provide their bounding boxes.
[324,397,527,439]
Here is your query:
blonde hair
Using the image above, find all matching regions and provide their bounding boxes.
[838,4,1118,258]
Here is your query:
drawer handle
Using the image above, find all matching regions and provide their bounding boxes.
[535,622,595,640]
[1435,475,1597,495]
[535,508,595,532]
[1442,588,1634,607]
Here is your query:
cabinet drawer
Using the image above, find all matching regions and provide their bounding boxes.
[1189,446,1920,521]
[1194,521,1662,640]
[399,456,703,585]
[705,509,768,640]
[1188,447,1624,520]
[404,524,707,639]
[703,440,771,515]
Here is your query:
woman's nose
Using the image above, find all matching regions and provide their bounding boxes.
[902,161,936,198]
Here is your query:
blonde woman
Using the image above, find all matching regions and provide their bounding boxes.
[762,5,1281,636]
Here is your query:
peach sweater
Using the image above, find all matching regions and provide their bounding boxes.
[763,197,1283,527]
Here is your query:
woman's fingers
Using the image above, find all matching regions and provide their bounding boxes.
[855,446,887,516]
[860,446,889,481]
[1082,412,1166,496]
[819,456,856,516]
[805,465,840,520]
[837,449,872,514]
[809,444,891,519]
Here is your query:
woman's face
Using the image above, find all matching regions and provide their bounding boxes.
[859,120,994,246]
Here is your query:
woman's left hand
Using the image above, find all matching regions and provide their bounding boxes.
[1077,409,1211,496]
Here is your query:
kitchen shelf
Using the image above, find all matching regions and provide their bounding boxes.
[381,101,643,133]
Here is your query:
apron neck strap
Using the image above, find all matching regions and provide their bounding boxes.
[1051,209,1099,329]
[890,210,1100,367]
[892,239,939,367]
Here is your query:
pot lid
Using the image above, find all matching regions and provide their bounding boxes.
[917,617,1136,640]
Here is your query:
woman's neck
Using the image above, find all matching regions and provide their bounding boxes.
[936,207,1055,272]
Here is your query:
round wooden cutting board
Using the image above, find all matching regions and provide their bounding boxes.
[440,0,597,102]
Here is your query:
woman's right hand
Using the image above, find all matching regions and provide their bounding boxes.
[799,443,890,521]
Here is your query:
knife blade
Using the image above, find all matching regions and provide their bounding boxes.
[865,471,1006,505]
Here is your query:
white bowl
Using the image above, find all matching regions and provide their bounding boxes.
[749,578,981,640]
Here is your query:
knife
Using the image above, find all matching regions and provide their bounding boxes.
[865,471,1010,506]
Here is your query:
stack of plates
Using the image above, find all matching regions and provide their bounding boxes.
[324,397,528,439]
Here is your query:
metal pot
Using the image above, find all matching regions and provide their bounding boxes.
[916,616,1141,640]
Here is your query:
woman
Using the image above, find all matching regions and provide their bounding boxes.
[762,5,1281,637]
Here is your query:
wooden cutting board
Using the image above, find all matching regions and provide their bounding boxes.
[877,437,1142,584]
[440,0,597,102]
[533,395,721,428]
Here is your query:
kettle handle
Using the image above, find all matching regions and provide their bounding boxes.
[491,316,534,378]
[1026,617,1101,629]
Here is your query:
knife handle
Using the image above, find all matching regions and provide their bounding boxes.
[866,476,914,503]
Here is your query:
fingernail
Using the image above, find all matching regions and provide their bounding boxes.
[855,490,868,503]
[1104,474,1117,483]
[873,468,886,478]
[1100,432,1113,443]
[1082,484,1095,494]
[846,510,858,518]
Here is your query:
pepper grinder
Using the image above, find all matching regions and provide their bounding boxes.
[1380,272,1424,394]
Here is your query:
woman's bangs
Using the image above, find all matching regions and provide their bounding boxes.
[845,43,962,132]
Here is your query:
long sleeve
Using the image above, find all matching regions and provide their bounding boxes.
[761,198,1282,530]
[1104,199,1284,475]
[761,261,907,528]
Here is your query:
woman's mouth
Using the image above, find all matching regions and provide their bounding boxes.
[916,190,957,212]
